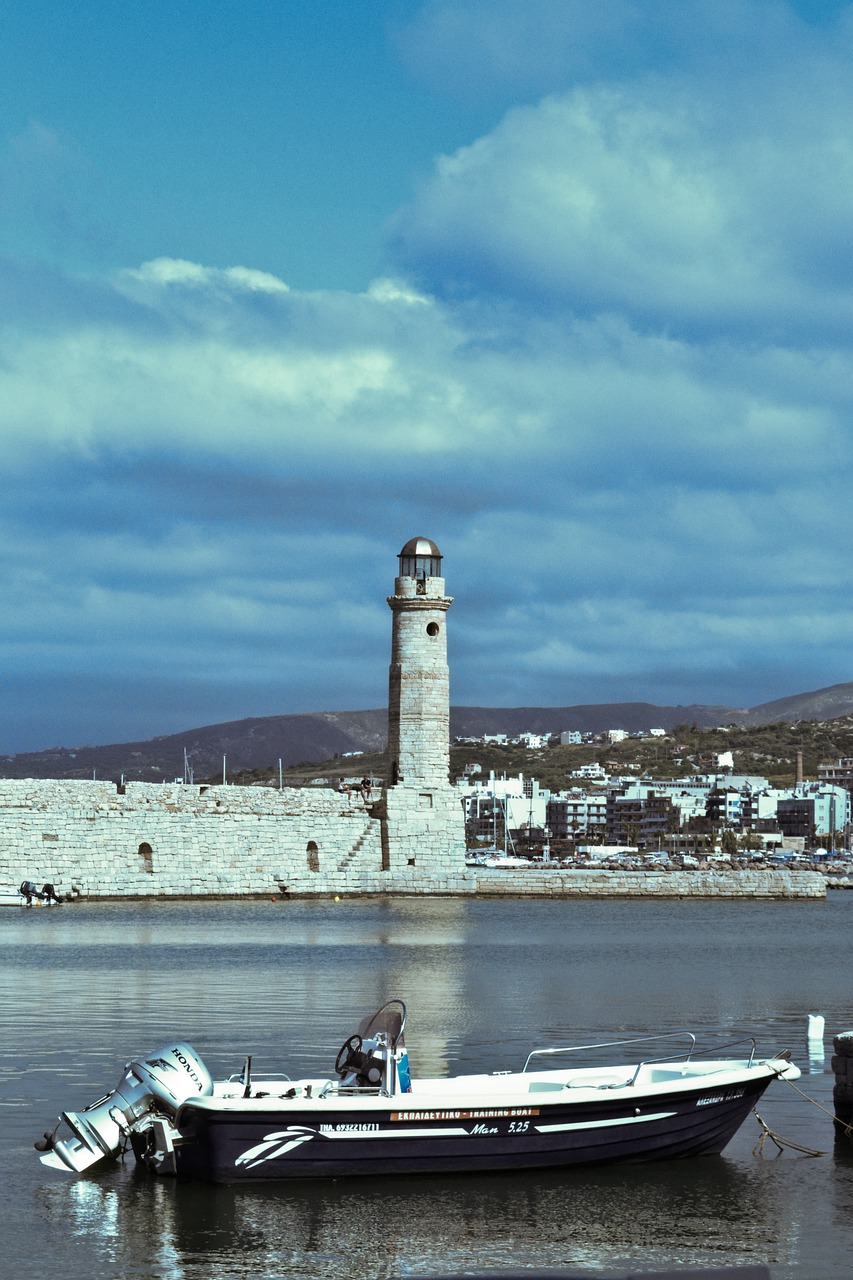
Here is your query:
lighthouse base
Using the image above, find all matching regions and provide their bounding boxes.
[379,783,470,886]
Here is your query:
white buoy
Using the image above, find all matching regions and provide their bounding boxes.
[808,1013,826,1042]
[807,1014,826,1072]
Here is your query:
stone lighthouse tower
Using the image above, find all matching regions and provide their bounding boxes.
[387,537,451,788]
[380,537,467,879]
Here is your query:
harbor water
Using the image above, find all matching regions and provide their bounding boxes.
[3,893,853,1279]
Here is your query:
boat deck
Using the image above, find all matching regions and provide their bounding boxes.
[200,1057,786,1112]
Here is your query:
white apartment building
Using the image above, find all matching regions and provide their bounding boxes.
[571,763,607,780]
[457,772,552,842]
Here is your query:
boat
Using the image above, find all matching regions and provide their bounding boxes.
[466,852,531,868]
[35,999,800,1184]
[1,885,63,907]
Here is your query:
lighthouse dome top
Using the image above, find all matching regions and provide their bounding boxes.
[398,537,442,580]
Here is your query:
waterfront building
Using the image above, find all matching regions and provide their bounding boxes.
[458,772,551,847]
[605,785,679,848]
[818,757,853,795]
[545,791,608,843]
[776,785,850,843]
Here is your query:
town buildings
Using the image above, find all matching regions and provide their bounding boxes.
[457,767,851,855]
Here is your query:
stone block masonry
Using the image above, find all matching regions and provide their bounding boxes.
[472,867,826,898]
[0,778,826,902]
[387,572,453,789]
[832,1031,853,1135]
[0,778,474,899]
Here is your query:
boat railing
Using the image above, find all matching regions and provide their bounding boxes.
[522,1032,697,1075]
[625,1035,758,1086]
[688,1035,757,1067]
[523,1032,759,1085]
[226,1072,292,1083]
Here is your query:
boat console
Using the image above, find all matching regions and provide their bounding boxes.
[335,998,411,1095]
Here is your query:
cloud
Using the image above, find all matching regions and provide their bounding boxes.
[4,3,853,747]
[395,0,643,100]
[390,67,853,342]
[124,257,291,295]
[396,1,848,102]
[2,229,852,740]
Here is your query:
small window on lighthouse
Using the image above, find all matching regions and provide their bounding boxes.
[426,622,440,637]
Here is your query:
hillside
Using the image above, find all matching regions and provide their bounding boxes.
[2,681,853,783]
[0,710,387,784]
[254,716,853,793]
[744,682,853,725]
[450,702,741,737]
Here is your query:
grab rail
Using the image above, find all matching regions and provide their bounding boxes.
[522,1032,697,1074]
[690,1035,757,1067]
[523,1032,759,1085]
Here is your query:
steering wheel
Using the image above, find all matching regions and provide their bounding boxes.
[335,1034,363,1076]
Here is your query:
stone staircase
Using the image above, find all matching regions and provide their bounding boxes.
[336,816,380,874]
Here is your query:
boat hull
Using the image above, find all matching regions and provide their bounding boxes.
[165,1074,773,1184]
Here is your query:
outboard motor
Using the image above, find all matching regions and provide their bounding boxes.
[37,1042,213,1174]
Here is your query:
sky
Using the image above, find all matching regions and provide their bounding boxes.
[3,0,853,752]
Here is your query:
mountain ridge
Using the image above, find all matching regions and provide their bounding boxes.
[3,681,852,782]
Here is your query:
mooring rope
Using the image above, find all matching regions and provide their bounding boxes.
[750,1059,853,1158]
[752,1107,826,1157]
[776,1072,853,1140]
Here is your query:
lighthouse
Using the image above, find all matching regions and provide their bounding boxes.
[387,537,452,789]
[380,537,466,876]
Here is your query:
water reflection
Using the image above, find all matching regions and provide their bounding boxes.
[68,1179,119,1240]
[806,1013,826,1074]
[35,1154,804,1280]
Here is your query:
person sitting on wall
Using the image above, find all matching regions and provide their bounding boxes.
[19,881,44,906]
[337,777,351,804]
[41,883,62,904]
[360,776,372,803]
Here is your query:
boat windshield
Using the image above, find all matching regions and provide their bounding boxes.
[357,999,407,1047]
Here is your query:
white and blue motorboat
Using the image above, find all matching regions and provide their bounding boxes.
[36,1000,799,1184]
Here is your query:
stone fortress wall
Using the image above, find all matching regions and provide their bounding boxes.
[474,866,826,899]
[0,777,825,900]
[0,778,472,899]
